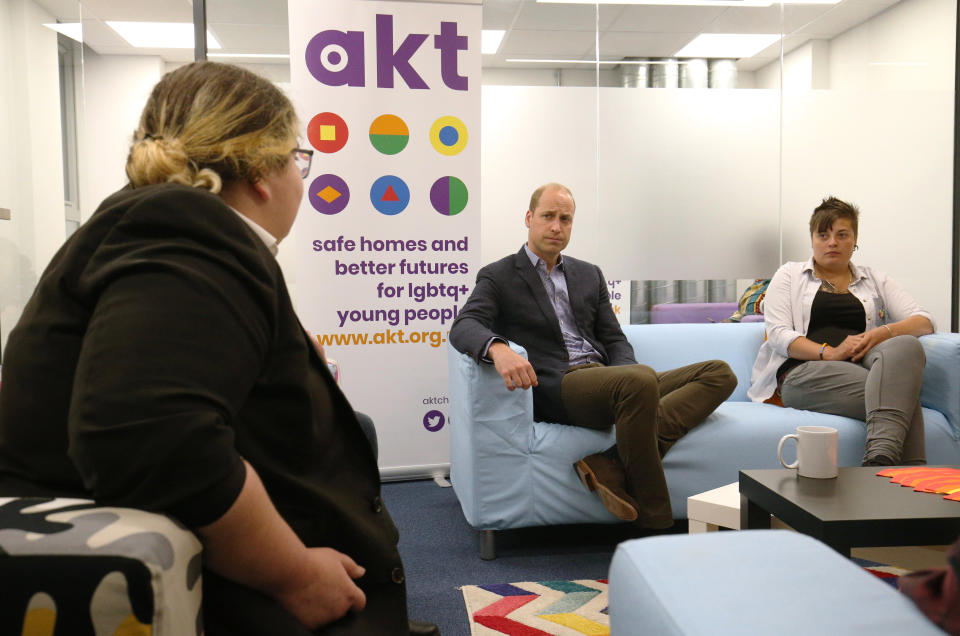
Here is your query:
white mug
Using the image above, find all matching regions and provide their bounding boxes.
[778,425,839,478]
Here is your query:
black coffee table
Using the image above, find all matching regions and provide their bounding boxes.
[739,466,960,556]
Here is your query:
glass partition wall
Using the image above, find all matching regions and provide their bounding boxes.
[482,0,957,330]
[1,0,86,355]
[0,0,957,357]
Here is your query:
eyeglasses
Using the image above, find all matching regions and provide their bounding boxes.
[293,148,314,179]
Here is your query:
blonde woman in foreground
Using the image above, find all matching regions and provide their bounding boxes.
[0,61,439,636]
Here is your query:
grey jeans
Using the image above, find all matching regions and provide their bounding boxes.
[780,335,926,464]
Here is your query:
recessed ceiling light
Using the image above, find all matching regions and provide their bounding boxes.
[675,33,781,58]
[43,22,83,43]
[106,21,222,49]
[482,30,505,55]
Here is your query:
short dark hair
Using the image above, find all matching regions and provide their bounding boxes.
[529,182,574,213]
[809,196,859,236]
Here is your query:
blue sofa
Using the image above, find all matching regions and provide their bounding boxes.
[446,322,960,558]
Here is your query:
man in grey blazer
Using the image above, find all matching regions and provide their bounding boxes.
[450,183,736,528]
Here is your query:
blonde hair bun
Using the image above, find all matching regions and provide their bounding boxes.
[125,62,298,194]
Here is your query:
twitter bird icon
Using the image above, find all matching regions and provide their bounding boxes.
[423,409,446,432]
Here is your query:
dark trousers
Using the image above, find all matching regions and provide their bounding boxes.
[561,360,736,526]
[203,570,409,635]
[202,416,401,635]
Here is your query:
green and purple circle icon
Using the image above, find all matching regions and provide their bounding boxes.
[370,176,410,216]
[430,176,468,216]
[309,174,350,215]
[369,114,409,155]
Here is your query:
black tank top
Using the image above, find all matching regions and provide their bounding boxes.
[777,288,866,383]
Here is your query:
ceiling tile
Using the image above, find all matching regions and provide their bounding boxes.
[612,5,727,33]
[209,23,289,53]
[599,31,701,58]
[702,5,832,35]
[512,1,622,31]
[501,28,598,57]
[78,0,193,22]
[207,0,288,26]
[794,0,901,37]
[482,0,523,30]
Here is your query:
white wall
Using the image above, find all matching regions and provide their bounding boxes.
[0,0,67,353]
[78,50,164,222]
[481,86,602,265]
[756,40,831,90]
[757,0,954,91]
[780,90,954,330]
[830,0,955,91]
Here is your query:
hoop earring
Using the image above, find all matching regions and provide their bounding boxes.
[853,245,859,251]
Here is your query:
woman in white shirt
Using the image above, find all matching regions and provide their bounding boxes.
[748,197,934,466]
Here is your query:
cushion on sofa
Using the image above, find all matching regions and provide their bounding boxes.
[624,322,765,402]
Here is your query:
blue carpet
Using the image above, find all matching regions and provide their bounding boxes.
[381,478,681,635]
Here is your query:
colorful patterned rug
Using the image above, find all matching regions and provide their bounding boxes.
[859,561,911,588]
[461,579,609,635]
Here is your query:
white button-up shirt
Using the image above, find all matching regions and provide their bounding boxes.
[523,245,602,367]
[231,207,279,257]
[747,258,934,402]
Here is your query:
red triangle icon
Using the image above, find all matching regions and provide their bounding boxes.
[382,185,400,202]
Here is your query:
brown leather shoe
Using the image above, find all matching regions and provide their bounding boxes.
[574,453,639,521]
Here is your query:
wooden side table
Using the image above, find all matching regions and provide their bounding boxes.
[687,482,740,533]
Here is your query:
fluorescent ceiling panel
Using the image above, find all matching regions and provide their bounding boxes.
[208,53,291,59]
[482,29,506,55]
[675,33,781,57]
[506,58,689,64]
[43,22,83,43]
[106,21,222,49]
[538,0,840,5]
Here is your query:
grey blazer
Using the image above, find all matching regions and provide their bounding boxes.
[450,246,636,424]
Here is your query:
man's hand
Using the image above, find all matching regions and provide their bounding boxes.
[273,547,367,629]
[489,342,538,391]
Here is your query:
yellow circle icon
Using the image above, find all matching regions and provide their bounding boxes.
[429,116,468,156]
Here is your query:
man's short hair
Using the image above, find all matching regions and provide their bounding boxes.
[529,182,575,212]
[809,196,859,236]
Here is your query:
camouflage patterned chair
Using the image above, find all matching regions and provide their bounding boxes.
[0,497,203,636]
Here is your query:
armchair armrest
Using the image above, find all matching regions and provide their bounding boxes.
[0,497,202,635]
[447,341,536,527]
[920,333,960,439]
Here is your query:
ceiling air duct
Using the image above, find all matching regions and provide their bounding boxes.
[679,59,709,88]
[708,59,738,88]
[649,59,679,88]
[619,57,649,88]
